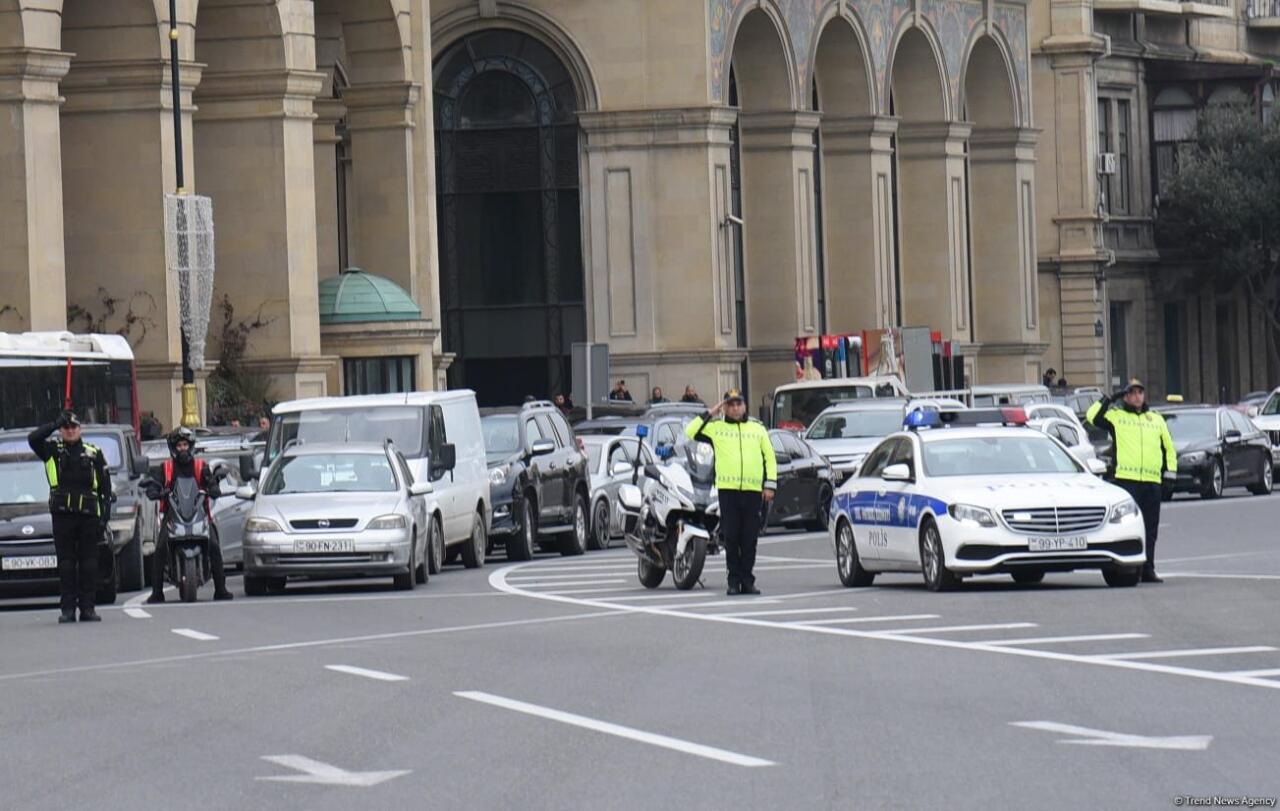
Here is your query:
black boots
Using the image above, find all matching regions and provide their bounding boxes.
[58,611,76,624]
[145,591,166,605]
[79,609,101,622]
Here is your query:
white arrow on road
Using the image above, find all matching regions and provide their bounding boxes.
[257,755,410,787]
[1011,721,1212,751]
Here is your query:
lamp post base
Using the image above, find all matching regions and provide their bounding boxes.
[179,383,201,428]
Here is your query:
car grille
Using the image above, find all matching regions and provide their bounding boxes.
[266,552,383,565]
[289,519,358,530]
[1268,430,1280,447]
[1000,506,1107,535]
[956,539,1142,561]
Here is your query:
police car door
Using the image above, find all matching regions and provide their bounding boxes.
[847,439,897,561]
[875,437,919,566]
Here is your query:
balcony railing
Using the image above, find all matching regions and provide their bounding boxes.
[1094,0,1232,17]
[1248,0,1280,25]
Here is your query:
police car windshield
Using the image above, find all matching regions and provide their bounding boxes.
[808,409,904,440]
[264,453,398,495]
[0,457,46,504]
[921,435,1081,477]
[1164,413,1217,442]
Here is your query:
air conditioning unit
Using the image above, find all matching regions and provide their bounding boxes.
[1099,153,1118,175]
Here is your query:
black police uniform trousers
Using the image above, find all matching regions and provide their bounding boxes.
[52,512,100,614]
[719,489,763,589]
[1116,479,1161,573]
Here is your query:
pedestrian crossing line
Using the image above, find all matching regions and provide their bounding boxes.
[600,592,724,602]
[665,598,785,609]
[171,628,219,642]
[869,623,1038,636]
[1225,669,1280,678]
[548,587,638,595]
[520,579,628,589]
[324,664,409,682]
[793,614,942,626]
[1093,646,1277,661]
[717,607,859,619]
[973,633,1151,647]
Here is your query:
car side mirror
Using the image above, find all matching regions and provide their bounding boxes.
[1248,406,1260,418]
[234,484,257,501]
[881,463,912,482]
[1224,429,1242,443]
[1086,458,1108,476]
[409,481,434,497]
[530,438,556,457]
[618,483,643,512]
[610,461,634,477]
[436,443,457,471]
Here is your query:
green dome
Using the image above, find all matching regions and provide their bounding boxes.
[319,267,422,325]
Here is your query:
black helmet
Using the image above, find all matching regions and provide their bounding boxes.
[167,427,197,457]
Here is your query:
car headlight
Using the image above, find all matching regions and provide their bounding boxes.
[694,443,715,467]
[1181,451,1207,466]
[489,466,507,487]
[948,503,997,528]
[1109,499,1140,524]
[368,514,408,530]
[245,517,283,533]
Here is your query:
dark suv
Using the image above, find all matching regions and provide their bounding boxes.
[481,401,591,560]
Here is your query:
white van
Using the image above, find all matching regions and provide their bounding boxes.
[263,391,491,572]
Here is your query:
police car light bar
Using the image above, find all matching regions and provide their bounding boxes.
[905,408,1027,430]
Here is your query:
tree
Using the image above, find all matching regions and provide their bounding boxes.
[1156,101,1280,370]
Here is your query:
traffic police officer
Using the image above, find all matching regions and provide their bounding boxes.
[27,411,113,622]
[686,389,777,595]
[1086,379,1176,583]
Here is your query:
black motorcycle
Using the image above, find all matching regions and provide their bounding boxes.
[143,474,222,603]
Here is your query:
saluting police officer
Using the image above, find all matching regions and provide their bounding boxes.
[28,411,113,623]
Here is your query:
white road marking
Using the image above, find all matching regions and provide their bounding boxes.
[1094,646,1276,661]
[1011,721,1212,751]
[171,628,219,641]
[548,587,638,595]
[660,598,784,609]
[324,665,409,682]
[122,587,170,619]
[1163,573,1280,581]
[1225,669,1280,678]
[489,565,1280,693]
[601,592,724,603]
[794,614,942,626]
[1160,550,1280,564]
[455,691,775,768]
[517,579,627,589]
[869,623,1038,636]
[124,608,151,619]
[973,633,1150,647]
[258,755,410,787]
[718,607,858,618]
[509,572,637,581]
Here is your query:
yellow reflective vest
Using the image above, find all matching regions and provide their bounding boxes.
[1086,399,1177,484]
[685,414,778,493]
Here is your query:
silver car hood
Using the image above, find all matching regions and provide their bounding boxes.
[806,437,882,457]
[255,492,404,529]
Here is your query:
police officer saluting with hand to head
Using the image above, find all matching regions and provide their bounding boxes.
[1086,378,1177,583]
[27,411,112,623]
[685,389,777,595]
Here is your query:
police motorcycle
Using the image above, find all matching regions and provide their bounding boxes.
[140,468,226,603]
[616,425,720,590]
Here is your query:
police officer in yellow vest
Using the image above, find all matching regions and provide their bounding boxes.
[686,389,777,595]
[27,411,113,623]
[1086,379,1176,583]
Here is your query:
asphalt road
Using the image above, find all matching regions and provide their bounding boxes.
[2,489,1278,809]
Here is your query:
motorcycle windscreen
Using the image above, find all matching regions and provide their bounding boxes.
[173,477,202,523]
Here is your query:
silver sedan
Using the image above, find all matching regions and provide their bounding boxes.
[237,442,431,595]
[581,435,655,550]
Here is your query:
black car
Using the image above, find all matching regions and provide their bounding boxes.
[1159,405,1274,499]
[482,401,591,560]
[0,452,119,603]
[763,430,836,532]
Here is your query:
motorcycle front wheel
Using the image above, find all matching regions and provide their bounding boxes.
[637,556,666,589]
[672,535,707,591]
[180,556,199,603]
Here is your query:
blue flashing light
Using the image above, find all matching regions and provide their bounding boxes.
[904,409,941,430]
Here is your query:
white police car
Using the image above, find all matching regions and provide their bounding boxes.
[829,409,1147,591]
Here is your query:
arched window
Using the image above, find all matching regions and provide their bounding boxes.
[434,31,584,405]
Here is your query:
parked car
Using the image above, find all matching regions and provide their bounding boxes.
[481,401,592,560]
[0,452,119,602]
[573,403,704,451]
[1159,405,1273,499]
[803,400,912,484]
[0,424,150,592]
[1024,403,1097,465]
[265,391,488,573]
[764,430,835,531]
[1250,386,1280,470]
[970,384,1052,407]
[205,456,254,569]
[238,441,432,595]
[580,434,655,550]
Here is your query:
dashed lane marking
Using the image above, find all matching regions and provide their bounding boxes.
[867,623,1038,636]
[717,607,858,619]
[171,628,219,641]
[794,614,941,626]
[972,633,1150,647]
[1093,646,1276,661]
[325,665,409,682]
[124,608,150,619]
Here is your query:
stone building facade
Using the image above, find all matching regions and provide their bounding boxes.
[1033,0,1280,401]
[1,0,1039,421]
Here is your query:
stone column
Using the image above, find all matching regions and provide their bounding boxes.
[969,127,1046,382]
[343,82,422,301]
[738,110,823,395]
[820,115,898,332]
[60,59,201,423]
[314,96,345,280]
[194,69,334,401]
[896,121,972,343]
[578,107,749,403]
[0,48,71,331]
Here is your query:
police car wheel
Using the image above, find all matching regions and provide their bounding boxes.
[920,520,959,592]
[243,575,268,597]
[836,520,874,588]
[1103,566,1141,587]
